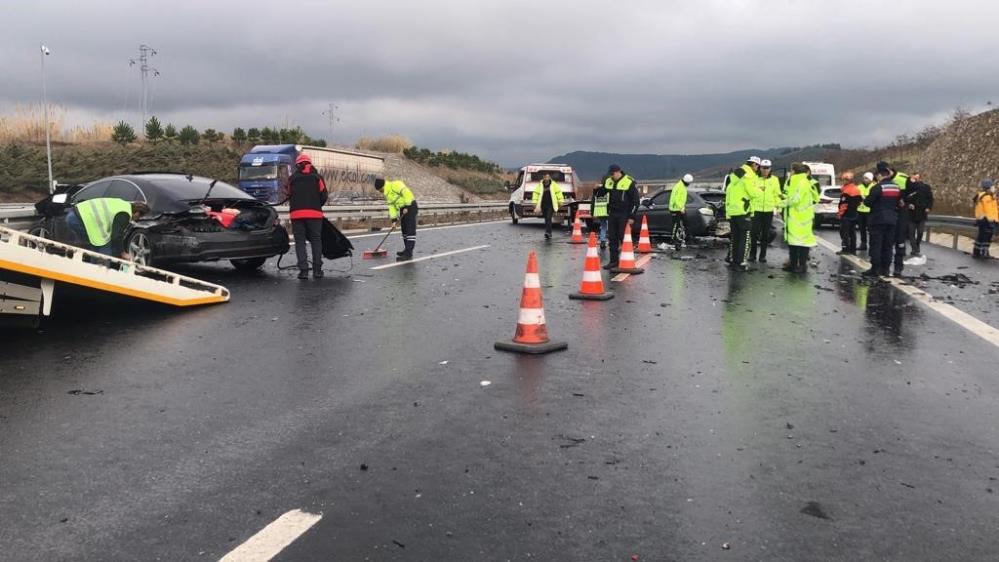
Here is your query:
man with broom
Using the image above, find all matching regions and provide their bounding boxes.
[374,177,418,261]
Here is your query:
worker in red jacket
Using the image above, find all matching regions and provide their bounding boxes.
[837,172,863,255]
[286,154,328,279]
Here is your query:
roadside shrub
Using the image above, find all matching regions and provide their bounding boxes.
[355,134,413,153]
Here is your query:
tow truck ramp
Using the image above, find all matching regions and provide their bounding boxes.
[0,226,229,321]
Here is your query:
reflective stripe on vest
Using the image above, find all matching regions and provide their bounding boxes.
[593,194,609,217]
[76,198,131,247]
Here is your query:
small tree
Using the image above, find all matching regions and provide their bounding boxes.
[232,127,247,145]
[178,125,200,145]
[247,127,261,144]
[164,123,178,143]
[111,120,137,145]
[145,116,164,143]
[202,128,218,144]
[312,139,327,147]
[260,127,276,144]
[279,127,303,144]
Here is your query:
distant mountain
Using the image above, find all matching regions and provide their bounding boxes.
[548,146,845,180]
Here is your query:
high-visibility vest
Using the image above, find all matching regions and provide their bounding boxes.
[75,197,133,247]
[783,173,819,247]
[531,181,565,212]
[857,182,872,213]
[668,181,688,212]
[383,180,415,219]
[725,164,758,218]
[592,192,609,217]
[892,172,909,191]
[976,191,999,222]
[753,175,782,213]
[604,175,635,190]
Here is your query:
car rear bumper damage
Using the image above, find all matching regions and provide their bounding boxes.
[152,227,289,263]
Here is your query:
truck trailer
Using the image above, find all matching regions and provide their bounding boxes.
[237,144,385,204]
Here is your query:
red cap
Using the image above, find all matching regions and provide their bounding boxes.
[295,153,312,165]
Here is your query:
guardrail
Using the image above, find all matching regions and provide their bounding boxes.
[924,215,980,250]
[0,201,511,233]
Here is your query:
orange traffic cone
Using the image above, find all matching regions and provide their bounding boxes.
[567,216,585,244]
[611,227,645,275]
[495,251,569,354]
[570,232,614,301]
[636,215,653,254]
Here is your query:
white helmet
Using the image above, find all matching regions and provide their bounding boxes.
[863,172,874,182]
[760,159,772,167]
[748,156,763,165]
[682,173,693,184]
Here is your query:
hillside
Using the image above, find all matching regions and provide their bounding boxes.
[0,142,507,203]
[548,146,845,180]
[915,108,999,215]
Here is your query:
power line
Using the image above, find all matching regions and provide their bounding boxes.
[129,44,160,128]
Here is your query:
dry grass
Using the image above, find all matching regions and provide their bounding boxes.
[0,104,113,145]
[355,134,413,153]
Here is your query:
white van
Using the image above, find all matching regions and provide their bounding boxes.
[508,164,583,225]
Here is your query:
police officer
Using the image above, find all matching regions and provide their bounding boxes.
[781,163,819,273]
[602,164,640,270]
[749,160,781,263]
[590,176,610,249]
[725,156,762,269]
[287,154,328,279]
[856,171,875,252]
[876,161,911,273]
[374,177,418,261]
[863,167,903,277]
[668,173,692,250]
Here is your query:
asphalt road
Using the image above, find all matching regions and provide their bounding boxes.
[3,221,999,561]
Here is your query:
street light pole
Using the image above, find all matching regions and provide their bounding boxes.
[40,43,54,194]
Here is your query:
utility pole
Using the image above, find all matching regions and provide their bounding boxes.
[322,103,340,141]
[129,44,159,129]
[40,43,54,194]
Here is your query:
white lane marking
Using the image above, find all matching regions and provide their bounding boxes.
[815,237,999,348]
[611,254,653,282]
[348,220,505,240]
[218,509,321,562]
[369,245,490,270]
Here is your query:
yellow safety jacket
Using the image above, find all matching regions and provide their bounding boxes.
[383,180,415,219]
[725,164,760,218]
[75,197,133,247]
[857,182,873,213]
[752,175,782,213]
[783,173,819,247]
[531,181,565,213]
[668,181,688,212]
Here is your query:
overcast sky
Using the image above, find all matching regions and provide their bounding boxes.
[3,0,995,166]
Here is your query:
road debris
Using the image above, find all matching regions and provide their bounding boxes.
[800,501,831,520]
[480,380,491,387]
[67,389,103,395]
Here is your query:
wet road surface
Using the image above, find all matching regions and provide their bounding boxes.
[2,221,999,561]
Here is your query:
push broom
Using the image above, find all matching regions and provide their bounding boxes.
[362,224,395,259]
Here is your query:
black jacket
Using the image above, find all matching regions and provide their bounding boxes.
[287,165,328,219]
[904,181,934,220]
[864,180,903,226]
[606,174,640,217]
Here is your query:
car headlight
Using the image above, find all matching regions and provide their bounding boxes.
[698,207,715,216]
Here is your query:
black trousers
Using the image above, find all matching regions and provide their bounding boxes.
[292,218,323,273]
[729,215,752,266]
[908,218,926,255]
[542,208,554,235]
[671,211,686,247]
[840,218,857,253]
[787,245,810,273]
[400,202,418,255]
[607,214,629,265]
[750,211,773,261]
[975,220,995,258]
[893,213,908,274]
[857,213,869,249]
[869,223,894,275]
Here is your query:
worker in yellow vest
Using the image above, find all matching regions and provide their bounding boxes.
[66,197,149,257]
[856,171,874,252]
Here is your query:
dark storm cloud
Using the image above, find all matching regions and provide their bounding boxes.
[3,0,996,165]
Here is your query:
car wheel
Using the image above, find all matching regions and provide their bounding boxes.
[231,257,267,271]
[509,203,519,224]
[28,221,50,239]
[126,230,155,266]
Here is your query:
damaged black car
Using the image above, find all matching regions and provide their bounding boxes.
[31,173,289,271]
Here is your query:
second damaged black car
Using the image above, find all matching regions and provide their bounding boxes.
[32,173,290,271]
